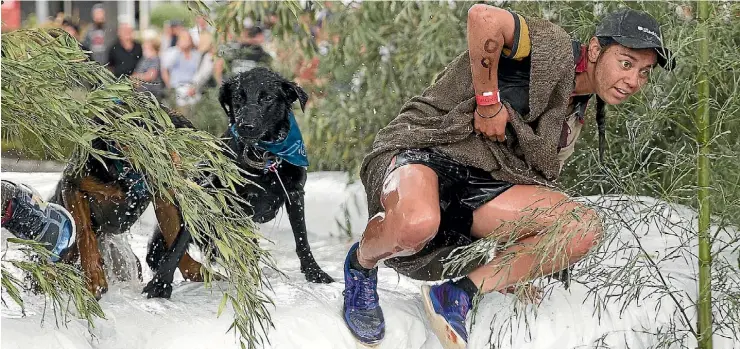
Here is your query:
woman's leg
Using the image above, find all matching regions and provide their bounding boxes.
[356,160,442,269]
[344,157,444,345]
[467,184,603,294]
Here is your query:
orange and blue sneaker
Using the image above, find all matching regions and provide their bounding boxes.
[342,242,385,346]
[422,281,472,349]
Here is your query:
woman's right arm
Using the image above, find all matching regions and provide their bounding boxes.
[467,4,517,142]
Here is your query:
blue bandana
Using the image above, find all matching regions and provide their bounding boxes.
[231,111,309,168]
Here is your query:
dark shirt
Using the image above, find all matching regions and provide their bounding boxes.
[107,40,143,77]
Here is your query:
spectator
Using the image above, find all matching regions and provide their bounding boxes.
[161,31,202,110]
[107,23,143,78]
[160,20,186,68]
[191,31,217,93]
[159,20,173,54]
[189,15,212,47]
[53,12,65,27]
[131,38,165,101]
[61,17,90,52]
[82,3,109,65]
[217,25,272,81]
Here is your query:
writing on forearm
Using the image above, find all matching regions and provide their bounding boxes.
[484,39,499,53]
[481,57,494,80]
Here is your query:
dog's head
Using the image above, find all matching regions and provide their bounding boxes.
[219,67,308,142]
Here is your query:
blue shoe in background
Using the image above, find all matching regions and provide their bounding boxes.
[422,280,472,349]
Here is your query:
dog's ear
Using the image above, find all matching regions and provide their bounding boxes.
[219,78,235,124]
[282,81,309,112]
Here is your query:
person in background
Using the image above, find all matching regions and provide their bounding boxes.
[189,15,212,47]
[160,20,186,69]
[1,180,76,263]
[107,23,142,78]
[189,31,217,98]
[131,38,165,101]
[216,25,272,82]
[53,12,66,27]
[61,17,90,52]
[161,31,202,113]
[159,20,173,56]
[82,3,109,65]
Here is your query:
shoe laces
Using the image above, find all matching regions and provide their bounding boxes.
[345,271,379,309]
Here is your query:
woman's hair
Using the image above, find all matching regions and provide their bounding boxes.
[594,36,618,162]
[595,96,606,162]
[144,38,161,53]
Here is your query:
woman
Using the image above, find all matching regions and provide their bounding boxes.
[131,38,165,101]
[188,32,217,99]
[341,5,674,349]
[161,31,202,113]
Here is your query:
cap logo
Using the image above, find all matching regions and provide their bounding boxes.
[637,25,660,41]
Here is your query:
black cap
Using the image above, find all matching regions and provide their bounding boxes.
[595,8,675,70]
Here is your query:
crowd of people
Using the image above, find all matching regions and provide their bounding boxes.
[54,3,328,116]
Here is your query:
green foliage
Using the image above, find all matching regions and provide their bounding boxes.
[301,1,473,177]
[1,28,274,348]
[189,0,310,46]
[149,2,196,29]
[2,239,105,328]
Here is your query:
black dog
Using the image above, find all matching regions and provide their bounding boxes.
[147,68,334,285]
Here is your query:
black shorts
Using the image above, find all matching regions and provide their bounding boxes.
[382,148,514,281]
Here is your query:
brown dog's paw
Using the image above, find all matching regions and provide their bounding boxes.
[179,254,206,282]
[86,266,109,300]
[180,267,204,282]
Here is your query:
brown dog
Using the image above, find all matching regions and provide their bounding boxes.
[50,108,203,299]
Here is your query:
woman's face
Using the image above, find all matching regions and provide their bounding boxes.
[177,32,193,51]
[142,42,156,57]
[591,41,658,105]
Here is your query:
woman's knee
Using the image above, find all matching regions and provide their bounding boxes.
[378,163,441,253]
[564,205,603,256]
[389,206,441,252]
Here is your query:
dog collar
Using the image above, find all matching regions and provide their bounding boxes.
[230,111,309,168]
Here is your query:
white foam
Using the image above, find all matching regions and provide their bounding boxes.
[1,172,738,349]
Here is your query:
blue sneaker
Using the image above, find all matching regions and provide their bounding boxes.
[342,242,384,345]
[1,180,76,262]
[421,281,471,349]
